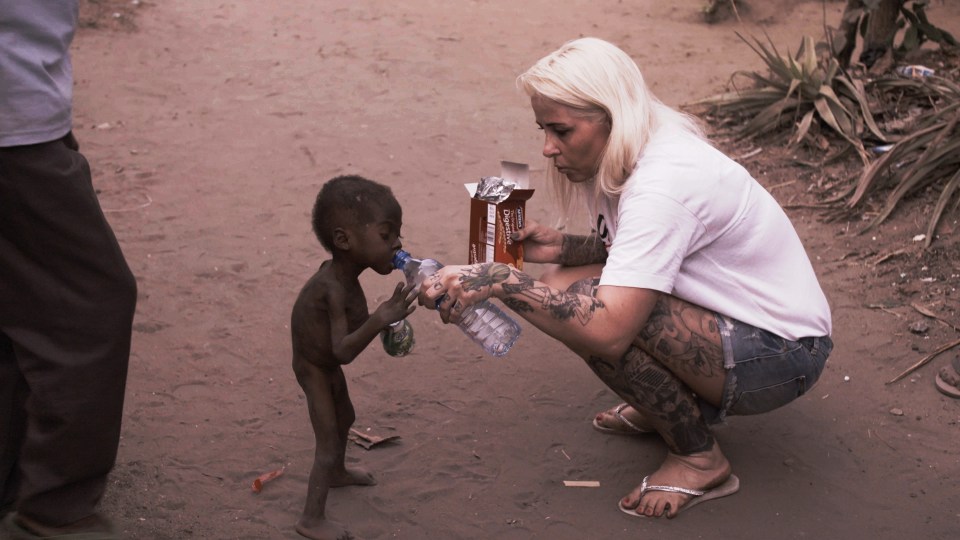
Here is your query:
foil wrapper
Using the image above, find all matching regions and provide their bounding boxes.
[475,175,517,203]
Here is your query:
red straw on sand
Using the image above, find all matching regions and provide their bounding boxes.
[251,467,285,493]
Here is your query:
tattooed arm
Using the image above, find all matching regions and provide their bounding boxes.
[513,219,607,266]
[558,234,608,266]
[424,262,659,360]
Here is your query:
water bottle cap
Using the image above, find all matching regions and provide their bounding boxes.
[392,249,411,270]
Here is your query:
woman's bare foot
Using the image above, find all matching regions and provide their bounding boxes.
[619,444,733,518]
[296,515,357,540]
[331,466,376,487]
[593,403,654,434]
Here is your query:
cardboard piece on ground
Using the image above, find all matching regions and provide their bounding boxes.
[348,428,401,450]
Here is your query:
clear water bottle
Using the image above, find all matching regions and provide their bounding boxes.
[393,250,521,357]
[381,319,415,357]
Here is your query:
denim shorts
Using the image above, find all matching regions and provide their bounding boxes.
[699,314,833,424]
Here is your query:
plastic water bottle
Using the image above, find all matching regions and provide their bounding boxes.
[392,250,521,357]
[381,319,415,357]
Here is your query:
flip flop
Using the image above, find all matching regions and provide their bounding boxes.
[592,403,654,435]
[935,356,960,399]
[2,513,120,540]
[618,474,740,518]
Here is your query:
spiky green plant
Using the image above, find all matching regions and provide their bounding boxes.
[690,32,960,246]
[690,33,888,163]
[848,74,960,247]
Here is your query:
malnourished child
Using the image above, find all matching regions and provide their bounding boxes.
[290,175,416,540]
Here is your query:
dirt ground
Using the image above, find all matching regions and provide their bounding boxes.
[62,1,960,539]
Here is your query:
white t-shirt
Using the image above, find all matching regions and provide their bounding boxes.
[588,125,831,340]
[0,1,77,147]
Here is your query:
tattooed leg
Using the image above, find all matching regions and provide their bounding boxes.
[633,295,725,406]
[588,345,734,518]
[585,347,713,454]
[528,274,735,516]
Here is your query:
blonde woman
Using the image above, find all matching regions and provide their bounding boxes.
[419,37,832,518]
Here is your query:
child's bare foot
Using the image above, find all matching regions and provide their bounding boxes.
[331,466,376,487]
[618,444,734,518]
[296,515,357,540]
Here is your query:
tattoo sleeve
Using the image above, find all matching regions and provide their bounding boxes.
[500,269,604,326]
[559,234,608,267]
[457,263,512,294]
[585,348,714,455]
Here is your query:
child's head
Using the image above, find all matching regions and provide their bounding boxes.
[312,175,402,254]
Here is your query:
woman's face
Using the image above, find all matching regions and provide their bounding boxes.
[531,95,610,184]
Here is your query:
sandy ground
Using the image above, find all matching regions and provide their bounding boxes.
[52,1,960,538]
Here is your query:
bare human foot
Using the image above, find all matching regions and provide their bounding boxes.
[330,466,376,487]
[619,444,733,518]
[296,515,357,540]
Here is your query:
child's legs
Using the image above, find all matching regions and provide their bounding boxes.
[331,372,355,470]
[294,362,344,519]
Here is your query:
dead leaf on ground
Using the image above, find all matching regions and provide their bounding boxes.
[911,302,960,332]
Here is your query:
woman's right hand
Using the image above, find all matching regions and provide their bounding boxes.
[418,264,502,325]
[512,219,564,264]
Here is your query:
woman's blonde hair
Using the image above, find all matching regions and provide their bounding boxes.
[517,37,703,218]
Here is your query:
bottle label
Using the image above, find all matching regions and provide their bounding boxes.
[381,320,415,357]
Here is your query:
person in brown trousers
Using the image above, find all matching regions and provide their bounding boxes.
[0,1,138,538]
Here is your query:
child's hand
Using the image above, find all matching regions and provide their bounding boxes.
[375,282,417,327]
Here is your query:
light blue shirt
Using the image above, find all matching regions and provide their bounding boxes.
[0,0,78,147]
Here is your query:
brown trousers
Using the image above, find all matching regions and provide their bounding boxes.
[0,133,137,526]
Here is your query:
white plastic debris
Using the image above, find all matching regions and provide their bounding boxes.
[896,65,934,78]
